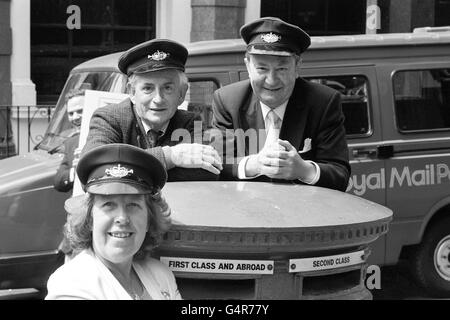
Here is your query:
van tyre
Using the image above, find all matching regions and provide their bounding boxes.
[411,217,450,297]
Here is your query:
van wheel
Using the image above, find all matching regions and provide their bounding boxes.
[411,217,450,297]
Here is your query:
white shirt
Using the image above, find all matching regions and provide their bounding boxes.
[141,119,169,137]
[261,101,287,135]
[237,101,320,184]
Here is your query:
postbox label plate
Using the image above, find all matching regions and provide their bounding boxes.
[160,256,274,275]
[289,250,365,273]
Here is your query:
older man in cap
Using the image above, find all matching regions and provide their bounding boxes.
[83,39,222,181]
[211,17,350,191]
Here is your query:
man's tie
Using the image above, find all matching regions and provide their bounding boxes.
[147,129,162,148]
[263,109,282,148]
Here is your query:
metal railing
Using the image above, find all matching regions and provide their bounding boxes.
[0,105,55,159]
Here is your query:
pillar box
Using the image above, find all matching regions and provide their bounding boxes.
[157,182,392,300]
[191,0,246,42]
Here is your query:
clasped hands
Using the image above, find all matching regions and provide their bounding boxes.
[167,143,223,175]
[245,139,316,181]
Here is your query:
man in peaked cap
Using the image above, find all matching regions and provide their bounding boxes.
[83,39,222,182]
[211,17,350,191]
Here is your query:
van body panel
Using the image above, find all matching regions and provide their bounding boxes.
[419,196,450,239]
[384,219,424,264]
[1,33,450,292]
[72,52,122,73]
[0,151,67,254]
[375,61,450,266]
[0,151,59,181]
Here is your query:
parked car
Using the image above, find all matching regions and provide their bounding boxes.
[1,27,450,296]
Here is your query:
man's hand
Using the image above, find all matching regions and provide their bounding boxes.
[246,139,316,181]
[169,143,223,174]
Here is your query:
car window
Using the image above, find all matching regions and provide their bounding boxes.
[38,71,127,151]
[183,80,219,129]
[307,76,371,137]
[393,69,450,132]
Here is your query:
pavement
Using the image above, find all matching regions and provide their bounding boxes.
[372,260,447,300]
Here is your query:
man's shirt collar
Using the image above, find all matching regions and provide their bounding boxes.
[141,118,169,136]
[260,100,288,122]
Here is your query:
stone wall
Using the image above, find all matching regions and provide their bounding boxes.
[0,0,13,157]
[0,0,12,106]
[191,0,246,42]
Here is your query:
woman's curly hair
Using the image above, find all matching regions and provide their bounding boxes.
[64,190,171,259]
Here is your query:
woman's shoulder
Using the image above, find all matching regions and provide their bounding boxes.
[49,250,103,284]
[45,250,100,300]
[137,256,173,276]
[134,256,182,300]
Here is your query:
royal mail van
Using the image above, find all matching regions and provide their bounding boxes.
[1,27,449,297]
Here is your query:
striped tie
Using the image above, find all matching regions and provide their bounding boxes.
[264,109,282,148]
[147,130,162,148]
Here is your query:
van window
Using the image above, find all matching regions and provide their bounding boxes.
[184,80,219,129]
[238,73,371,137]
[307,76,371,137]
[393,69,450,132]
[38,71,126,152]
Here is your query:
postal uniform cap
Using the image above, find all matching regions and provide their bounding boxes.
[76,143,167,195]
[240,17,311,56]
[118,39,188,76]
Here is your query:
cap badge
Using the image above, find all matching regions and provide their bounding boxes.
[148,50,169,61]
[261,32,281,43]
[105,164,134,178]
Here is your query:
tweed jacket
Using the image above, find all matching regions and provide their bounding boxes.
[83,98,218,181]
[211,78,350,191]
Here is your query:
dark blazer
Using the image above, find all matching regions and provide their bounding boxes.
[211,78,350,191]
[83,98,218,181]
[54,133,79,192]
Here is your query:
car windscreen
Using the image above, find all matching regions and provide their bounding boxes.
[36,71,127,152]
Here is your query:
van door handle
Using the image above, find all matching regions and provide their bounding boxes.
[352,148,377,158]
[352,145,393,159]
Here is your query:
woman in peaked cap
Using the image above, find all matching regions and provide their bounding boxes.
[46,143,181,300]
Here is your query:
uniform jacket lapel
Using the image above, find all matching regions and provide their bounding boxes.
[130,102,148,148]
[280,78,309,150]
[241,92,265,154]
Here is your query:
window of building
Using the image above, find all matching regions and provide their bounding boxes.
[31,0,156,105]
[435,0,450,27]
[393,69,450,132]
[260,0,366,35]
[307,76,371,137]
